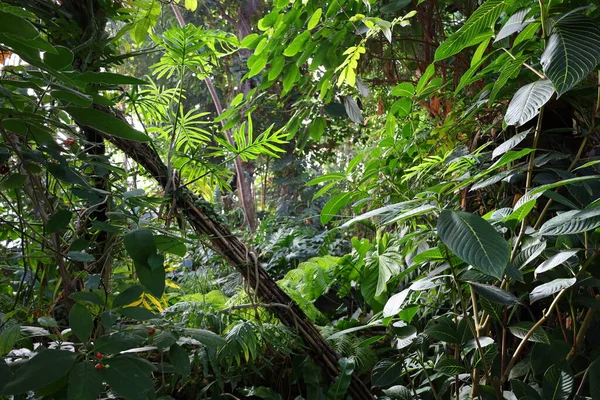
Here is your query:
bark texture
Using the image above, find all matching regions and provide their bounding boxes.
[103,120,373,400]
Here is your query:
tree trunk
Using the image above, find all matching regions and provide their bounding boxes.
[102,110,373,400]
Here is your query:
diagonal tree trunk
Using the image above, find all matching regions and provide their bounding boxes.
[102,110,373,400]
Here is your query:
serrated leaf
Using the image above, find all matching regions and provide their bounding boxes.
[508,322,550,344]
[529,278,576,304]
[438,210,509,280]
[541,12,600,96]
[470,282,518,305]
[505,79,554,127]
[435,0,505,61]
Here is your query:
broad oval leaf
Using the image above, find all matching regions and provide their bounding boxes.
[69,303,94,342]
[438,210,509,280]
[505,80,554,127]
[382,385,412,400]
[183,328,226,347]
[68,361,104,400]
[541,12,600,96]
[0,349,77,395]
[530,278,576,304]
[372,359,403,387]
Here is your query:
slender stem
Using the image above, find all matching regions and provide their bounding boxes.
[500,288,568,384]
[511,107,545,260]
[566,294,600,361]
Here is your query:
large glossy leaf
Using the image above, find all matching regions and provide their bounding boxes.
[529,278,576,304]
[64,107,150,142]
[504,80,554,127]
[492,129,531,160]
[1,349,77,395]
[383,288,411,317]
[182,328,226,347]
[541,12,600,96]
[320,192,355,225]
[68,362,104,400]
[382,385,412,399]
[508,321,550,344]
[542,365,574,400]
[435,0,505,61]
[69,304,94,342]
[169,343,191,378]
[101,356,154,400]
[438,210,509,279]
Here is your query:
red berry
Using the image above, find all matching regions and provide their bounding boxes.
[95,364,104,370]
[148,328,156,335]
[65,138,76,146]
[0,165,9,174]
[95,352,103,359]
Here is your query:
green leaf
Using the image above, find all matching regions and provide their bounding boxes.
[154,330,177,351]
[425,316,460,344]
[529,278,576,304]
[169,344,190,378]
[67,251,96,262]
[100,311,117,329]
[64,107,150,142]
[184,0,198,11]
[124,229,157,264]
[437,210,509,280]
[535,250,579,275]
[182,328,226,347]
[70,291,104,306]
[68,362,103,400]
[154,235,186,256]
[391,82,414,97]
[434,0,504,61]
[44,46,73,70]
[117,307,158,321]
[0,324,20,355]
[47,210,73,233]
[0,173,27,189]
[137,264,165,298]
[0,349,77,395]
[69,304,94,342]
[321,192,355,225]
[51,90,93,107]
[436,356,465,375]
[382,385,412,399]
[508,321,550,344]
[371,359,402,387]
[383,288,411,317]
[495,8,534,42]
[284,30,310,57]
[540,208,600,235]
[492,129,531,160]
[74,72,149,85]
[541,12,600,96]
[113,285,144,308]
[542,365,574,400]
[101,356,155,400]
[94,331,145,354]
[0,10,39,40]
[505,79,554,127]
[38,317,58,328]
[343,96,363,124]
[470,282,518,305]
[307,8,322,30]
[328,357,355,399]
